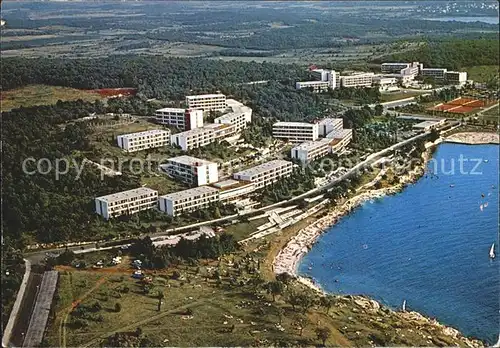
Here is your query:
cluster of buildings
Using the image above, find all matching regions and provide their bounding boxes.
[296,62,468,93]
[117,93,252,152]
[272,118,353,164]
[95,159,295,218]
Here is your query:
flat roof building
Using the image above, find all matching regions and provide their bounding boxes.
[326,129,353,151]
[233,159,293,189]
[214,99,252,133]
[211,179,256,202]
[117,129,171,153]
[155,108,204,130]
[340,72,374,88]
[412,119,446,132]
[95,187,158,220]
[445,71,467,84]
[421,68,448,80]
[159,186,219,217]
[317,118,343,137]
[381,62,412,74]
[273,122,319,143]
[291,139,332,164]
[160,155,219,187]
[296,69,336,93]
[185,93,227,112]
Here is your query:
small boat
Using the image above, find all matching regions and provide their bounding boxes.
[484,159,489,163]
[449,184,455,188]
[490,243,496,259]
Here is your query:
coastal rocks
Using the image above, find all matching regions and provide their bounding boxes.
[353,298,380,313]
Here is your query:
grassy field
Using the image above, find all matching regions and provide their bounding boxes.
[0,85,103,112]
[463,65,499,83]
[479,103,499,123]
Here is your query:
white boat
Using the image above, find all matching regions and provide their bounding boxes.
[490,243,496,259]
[402,300,406,312]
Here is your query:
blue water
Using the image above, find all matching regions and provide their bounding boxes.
[423,16,499,25]
[299,143,499,343]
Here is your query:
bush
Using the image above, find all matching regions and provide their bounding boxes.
[115,303,122,312]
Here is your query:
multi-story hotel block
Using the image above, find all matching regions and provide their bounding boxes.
[160,155,219,186]
[445,71,467,84]
[214,99,252,133]
[159,186,220,216]
[317,118,343,137]
[211,179,256,202]
[185,94,227,112]
[296,69,336,93]
[381,62,414,74]
[421,68,448,80]
[117,129,171,153]
[272,122,319,143]
[170,123,237,151]
[233,160,294,189]
[326,129,353,150]
[339,72,375,88]
[291,139,332,164]
[95,188,158,220]
[155,108,204,130]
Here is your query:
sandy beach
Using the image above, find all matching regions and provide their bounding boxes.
[445,132,499,145]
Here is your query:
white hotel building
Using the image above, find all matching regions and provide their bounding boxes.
[445,71,467,84]
[233,160,294,189]
[296,69,336,92]
[317,118,343,137]
[117,129,171,153]
[155,108,204,130]
[159,186,220,216]
[272,122,319,143]
[214,99,252,133]
[95,187,158,220]
[421,68,448,80]
[211,179,256,202]
[160,155,219,187]
[291,139,332,164]
[171,123,236,151]
[185,94,227,112]
[339,72,375,88]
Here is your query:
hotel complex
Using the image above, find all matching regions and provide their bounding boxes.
[160,155,219,187]
[116,130,171,153]
[214,99,253,133]
[159,186,220,216]
[95,188,158,220]
[211,179,256,202]
[233,160,294,189]
[291,139,333,164]
[339,72,374,88]
[185,94,227,112]
[155,108,204,130]
[272,122,320,143]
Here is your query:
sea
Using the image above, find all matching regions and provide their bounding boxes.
[422,16,499,25]
[299,143,499,344]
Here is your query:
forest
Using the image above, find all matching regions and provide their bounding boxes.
[374,38,500,71]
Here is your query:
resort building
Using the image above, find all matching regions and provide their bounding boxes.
[170,123,237,151]
[185,94,227,112]
[233,159,294,189]
[155,108,204,130]
[445,71,468,84]
[160,155,219,186]
[295,80,330,93]
[421,68,448,80]
[326,129,353,150]
[95,188,158,220]
[211,179,256,202]
[116,129,171,153]
[296,69,336,93]
[272,122,319,143]
[159,186,220,217]
[412,119,446,132]
[381,62,414,74]
[339,72,375,88]
[291,139,332,164]
[317,118,343,137]
[214,99,252,133]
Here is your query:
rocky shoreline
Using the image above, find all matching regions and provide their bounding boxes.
[273,144,486,347]
[445,132,499,145]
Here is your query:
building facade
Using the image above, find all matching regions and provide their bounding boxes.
[296,69,336,93]
[326,129,353,150]
[159,186,220,216]
[155,108,204,130]
[291,139,332,164]
[116,129,171,153]
[233,160,294,189]
[445,71,468,84]
[211,179,256,202]
[421,68,448,80]
[317,118,343,137]
[339,72,375,88]
[214,99,252,133]
[185,94,227,112]
[160,155,219,186]
[272,122,319,143]
[95,188,158,220]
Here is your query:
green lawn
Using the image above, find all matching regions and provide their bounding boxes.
[479,103,499,123]
[0,85,103,112]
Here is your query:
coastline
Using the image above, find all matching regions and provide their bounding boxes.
[272,143,486,347]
